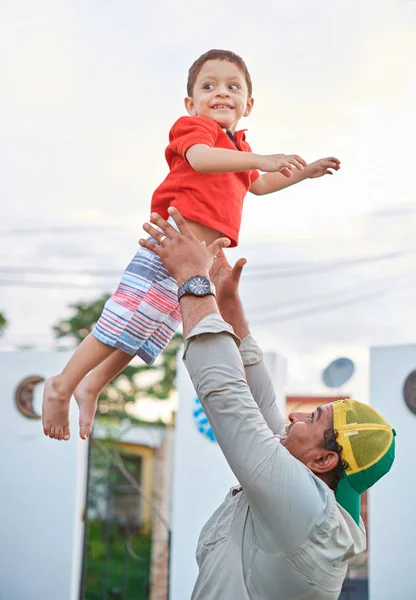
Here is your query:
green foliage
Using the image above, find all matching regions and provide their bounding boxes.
[88,538,106,562]
[52,295,183,418]
[53,294,111,344]
[85,519,152,600]
[0,312,7,337]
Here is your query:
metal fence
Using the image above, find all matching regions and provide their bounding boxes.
[81,442,152,600]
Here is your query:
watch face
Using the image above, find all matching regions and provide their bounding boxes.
[189,277,211,295]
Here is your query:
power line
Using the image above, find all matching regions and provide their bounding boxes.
[247,269,416,314]
[2,274,415,345]
[244,249,416,280]
[2,271,415,335]
[0,267,121,277]
[0,279,111,290]
[1,248,415,282]
[250,272,416,325]
[0,226,113,236]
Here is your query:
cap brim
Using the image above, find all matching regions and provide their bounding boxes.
[335,473,361,525]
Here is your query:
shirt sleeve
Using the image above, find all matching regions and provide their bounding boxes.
[183,314,329,553]
[239,334,285,436]
[169,116,218,158]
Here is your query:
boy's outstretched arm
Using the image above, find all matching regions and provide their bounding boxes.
[250,156,340,195]
[186,144,307,176]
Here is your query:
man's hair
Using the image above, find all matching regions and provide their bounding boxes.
[187,49,253,97]
[321,427,349,491]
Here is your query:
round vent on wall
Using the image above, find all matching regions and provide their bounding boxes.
[403,369,416,415]
[322,358,355,389]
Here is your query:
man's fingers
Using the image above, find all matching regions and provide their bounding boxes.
[143,222,170,244]
[209,248,229,281]
[167,206,190,236]
[149,212,180,239]
[212,249,228,268]
[209,237,231,256]
[232,258,247,282]
[139,238,163,255]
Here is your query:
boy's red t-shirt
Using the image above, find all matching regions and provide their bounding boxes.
[151,116,259,247]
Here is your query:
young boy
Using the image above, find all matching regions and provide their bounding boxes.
[42,49,340,441]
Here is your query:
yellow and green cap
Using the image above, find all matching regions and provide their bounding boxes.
[333,399,396,524]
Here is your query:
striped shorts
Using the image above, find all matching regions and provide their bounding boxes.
[93,224,181,365]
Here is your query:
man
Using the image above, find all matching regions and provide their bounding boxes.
[140,207,396,600]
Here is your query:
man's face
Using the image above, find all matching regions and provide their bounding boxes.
[280,403,339,475]
[185,59,253,133]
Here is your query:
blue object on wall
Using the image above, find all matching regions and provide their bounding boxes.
[193,397,216,442]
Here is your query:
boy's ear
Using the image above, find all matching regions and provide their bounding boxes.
[244,97,254,118]
[184,96,196,116]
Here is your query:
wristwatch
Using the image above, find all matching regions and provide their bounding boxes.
[177,275,216,300]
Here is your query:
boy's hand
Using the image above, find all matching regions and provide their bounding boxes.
[307,157,340,178]
[257,154,307,177]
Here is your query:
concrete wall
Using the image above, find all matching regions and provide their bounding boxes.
[369,344,416,600]
[0,352,88,600]
[170,350,287,600]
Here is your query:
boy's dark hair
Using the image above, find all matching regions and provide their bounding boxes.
[187,49,253,97]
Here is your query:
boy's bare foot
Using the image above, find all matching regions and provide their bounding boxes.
[42,376,71,441]
[74,379,99,440]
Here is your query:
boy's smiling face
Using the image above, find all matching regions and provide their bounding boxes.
[185,59,254,133]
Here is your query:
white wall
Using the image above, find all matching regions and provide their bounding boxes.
[170,350,287,600]
[369,344,416,600]
[0,352,89,600]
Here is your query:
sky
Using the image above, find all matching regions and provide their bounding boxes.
[1,0,416,413]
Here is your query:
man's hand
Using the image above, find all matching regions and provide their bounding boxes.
[257,154,307,177]
[209,250,247,305]
[139,208,230,287]
[306,157,340,178]
[209,250,249,339]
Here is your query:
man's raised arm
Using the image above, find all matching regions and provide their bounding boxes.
[210,250,285,436]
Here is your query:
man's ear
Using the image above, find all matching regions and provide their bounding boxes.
[244,96,254,118]
[185,96,196,116]
[307,450,339,475]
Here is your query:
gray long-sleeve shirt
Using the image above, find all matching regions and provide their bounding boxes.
[183,313,366,600]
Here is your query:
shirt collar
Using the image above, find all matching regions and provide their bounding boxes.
[234,129,247,143]
[222,127,247,148]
